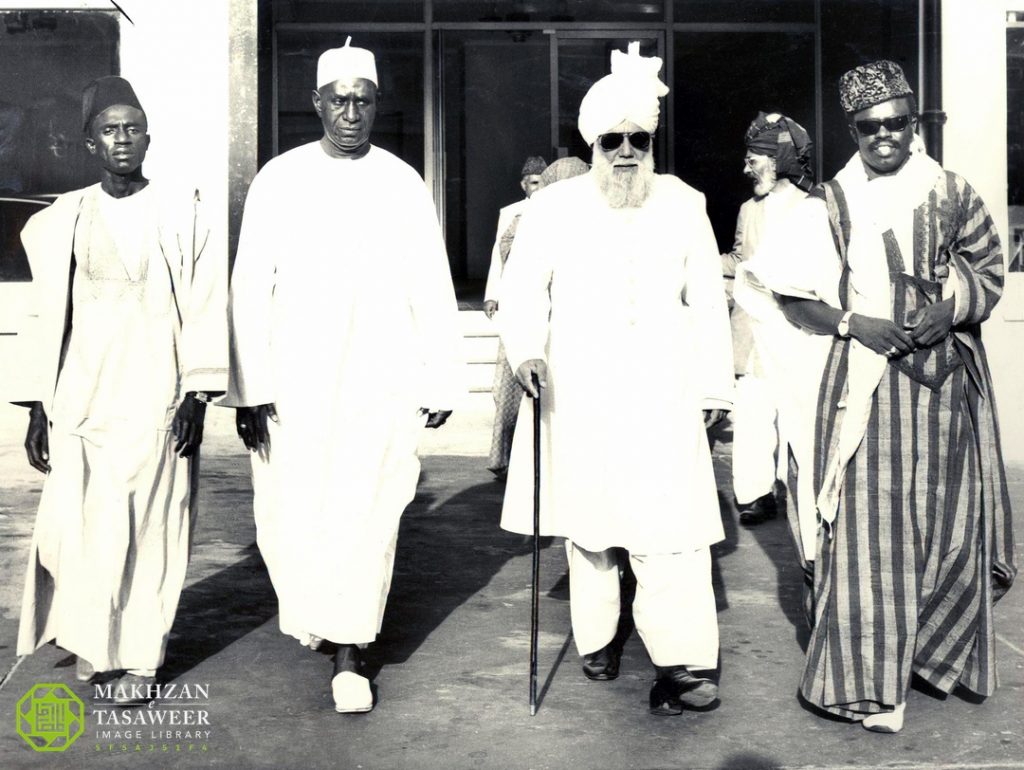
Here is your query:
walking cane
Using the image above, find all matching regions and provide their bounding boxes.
[529,372,541,716]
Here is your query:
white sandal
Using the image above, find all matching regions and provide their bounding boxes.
[862,702,905,733]
[75,657,95,682]
[332,671,373,714]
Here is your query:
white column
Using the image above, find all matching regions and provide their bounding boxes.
[943,0,1024,463]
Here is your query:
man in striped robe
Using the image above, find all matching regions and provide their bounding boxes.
[746,60,1015,733]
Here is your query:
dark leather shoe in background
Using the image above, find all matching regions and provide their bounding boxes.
[649,666,719,715]
[581,643,621,681]
[737,492,777,526]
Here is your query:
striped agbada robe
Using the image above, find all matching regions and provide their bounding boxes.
[797,167,1016,719]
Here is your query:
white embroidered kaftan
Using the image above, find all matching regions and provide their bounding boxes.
[16,182,227,672]
[226,143,464,645]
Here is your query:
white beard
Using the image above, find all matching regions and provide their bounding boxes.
[592,152,655,209]
[751,165,778,197]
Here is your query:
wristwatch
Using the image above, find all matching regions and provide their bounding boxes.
[188,391,212,404]
[836,311,853,338]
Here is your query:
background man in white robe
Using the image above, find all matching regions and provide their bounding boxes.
[722,111,814,526]
[498,43,734,716]
[15,76,227,702]
[226,39,464,714]
[485,155,548,477]
[482,155,547,320]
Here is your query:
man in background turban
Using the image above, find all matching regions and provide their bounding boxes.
[499,42,733,716]
[721,112,814,527]
[227,39,464,714]
[15,76,227,701]
[743,59,1015,733]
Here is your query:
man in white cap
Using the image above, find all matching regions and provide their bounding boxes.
[498,43,733,715]
[227,38,464,714]
[14,76,227,700]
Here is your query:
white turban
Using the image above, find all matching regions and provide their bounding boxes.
[317,37,378,89]
[577,42,669,146]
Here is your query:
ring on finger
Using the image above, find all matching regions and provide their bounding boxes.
[886,346,898,357]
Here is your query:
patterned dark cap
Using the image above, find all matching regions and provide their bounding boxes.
[838,60,913,114]
[520,156,548,177]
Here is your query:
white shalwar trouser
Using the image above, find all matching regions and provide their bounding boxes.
[731,372,781,505]
[565,541,719,669]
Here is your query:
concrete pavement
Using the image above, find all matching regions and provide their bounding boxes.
[0,404,1022,769]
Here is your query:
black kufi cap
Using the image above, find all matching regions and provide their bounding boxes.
[82,76,144,133]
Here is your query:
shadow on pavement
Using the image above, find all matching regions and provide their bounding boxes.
[537,631,573,709]
[365,478,538,676]
[160,544,277,682]
[716,753,784,770]
[712,489,740,614]
[739,490,812,651]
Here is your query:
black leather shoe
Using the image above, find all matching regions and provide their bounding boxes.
[581,643,621,681]
[649,666,719,715]
[737,492,777,526]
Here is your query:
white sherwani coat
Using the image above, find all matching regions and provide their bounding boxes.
[226,143,464,645]
[498,173,734,555]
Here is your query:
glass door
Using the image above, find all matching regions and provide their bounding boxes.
[437,29,663,304]
[438,30,552,300]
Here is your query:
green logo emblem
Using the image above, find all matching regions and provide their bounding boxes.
[16,683,85,752]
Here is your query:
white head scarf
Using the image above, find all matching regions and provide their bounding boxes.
[317,37,378,89]
[577,42,669,146]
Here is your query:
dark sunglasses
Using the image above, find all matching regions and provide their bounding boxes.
[854,114,915,136]
[597,131,652,152]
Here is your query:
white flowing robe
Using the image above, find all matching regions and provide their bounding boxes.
[226,143,464,645]
[740,142,953,555]
[16,182,227,672]
[484,197,527,304]
[733,183,832,549]
[498,173,734,555]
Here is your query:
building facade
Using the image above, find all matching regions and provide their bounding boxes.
[0,0,1021,457]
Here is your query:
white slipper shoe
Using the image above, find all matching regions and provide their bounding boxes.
[863,702,905,733]
[332,671,373,714]
[75,657,95,682]
[298,633,325,651]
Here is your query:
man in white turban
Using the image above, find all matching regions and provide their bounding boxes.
[498,42,734,715]
[226,38,464,714]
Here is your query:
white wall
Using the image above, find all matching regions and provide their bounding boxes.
[117,1,230,263]
[943,0,1024,463]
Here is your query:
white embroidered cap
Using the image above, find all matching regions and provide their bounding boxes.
[317,37,378,89]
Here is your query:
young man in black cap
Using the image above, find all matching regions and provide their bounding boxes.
[14,76,227,702]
